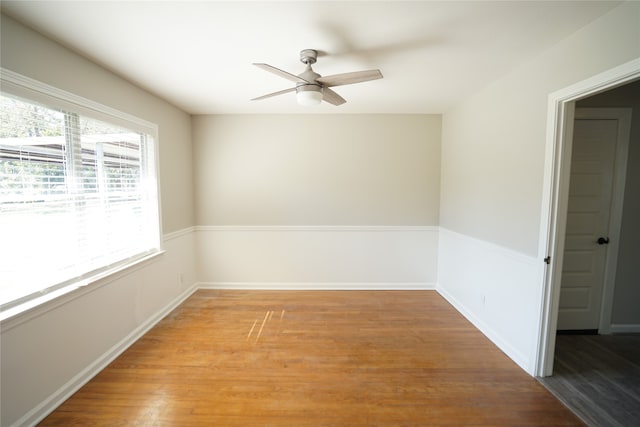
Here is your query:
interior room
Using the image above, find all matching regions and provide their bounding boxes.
[1,1,639,426]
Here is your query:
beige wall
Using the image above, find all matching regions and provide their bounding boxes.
[438,1,640,373]
[441,1,640,256]
[0,14,194,233]
[2,2,638,422]
[193,114,441,226]
[577,80,640,326]
[1,14,197,426]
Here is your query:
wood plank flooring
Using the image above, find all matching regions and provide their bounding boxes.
[539,334,640,426]
[39,290,583,426]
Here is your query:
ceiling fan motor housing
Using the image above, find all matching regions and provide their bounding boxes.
[296,56,322,94]
[295,83,323,96]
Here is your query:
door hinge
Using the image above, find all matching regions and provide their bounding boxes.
[544,256,551,265]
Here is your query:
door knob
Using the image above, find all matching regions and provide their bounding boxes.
[597,237,610,245]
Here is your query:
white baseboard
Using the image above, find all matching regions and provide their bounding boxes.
[610,323,640,334]
[195,225,437,232]
[13,283,198,427]
[198,282,435,290]
[436,285,529,372]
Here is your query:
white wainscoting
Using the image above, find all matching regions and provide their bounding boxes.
[196,226,438,290]
[437,228,543,374]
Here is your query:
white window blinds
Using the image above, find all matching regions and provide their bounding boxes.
[0,91,160,311]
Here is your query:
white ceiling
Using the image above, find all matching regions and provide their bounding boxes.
[1,1,622,114]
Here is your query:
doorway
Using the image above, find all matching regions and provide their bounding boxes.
[537,66,640,426]
[536,58,640,378]
[556,107,631,332]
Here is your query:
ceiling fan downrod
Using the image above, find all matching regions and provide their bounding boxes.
[296,49,322,100]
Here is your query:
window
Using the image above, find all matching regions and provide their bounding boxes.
[0,73,160,313]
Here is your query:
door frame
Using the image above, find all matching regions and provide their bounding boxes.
[535,57,640,377]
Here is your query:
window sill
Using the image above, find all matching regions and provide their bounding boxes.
[0,250,165,329]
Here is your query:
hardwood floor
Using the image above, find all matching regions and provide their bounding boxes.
[39,290,583,426]
[539,334,640,426]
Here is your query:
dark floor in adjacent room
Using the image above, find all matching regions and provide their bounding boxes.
[539,334,640,427]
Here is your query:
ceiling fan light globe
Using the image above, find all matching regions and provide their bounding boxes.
[296,86,323,106]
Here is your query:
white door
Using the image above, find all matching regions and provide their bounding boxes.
[557,109,630,331]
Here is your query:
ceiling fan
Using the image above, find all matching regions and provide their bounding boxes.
[251,49,383,106]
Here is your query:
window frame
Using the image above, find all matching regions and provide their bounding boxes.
[0,68,163,322]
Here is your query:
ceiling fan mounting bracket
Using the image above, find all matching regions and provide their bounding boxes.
[299,49,318,65]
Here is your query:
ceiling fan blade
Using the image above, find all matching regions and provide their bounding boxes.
[317,69,383,87]
[253,63,311,84]
[322,87,346,106]
[251,87,296,101]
